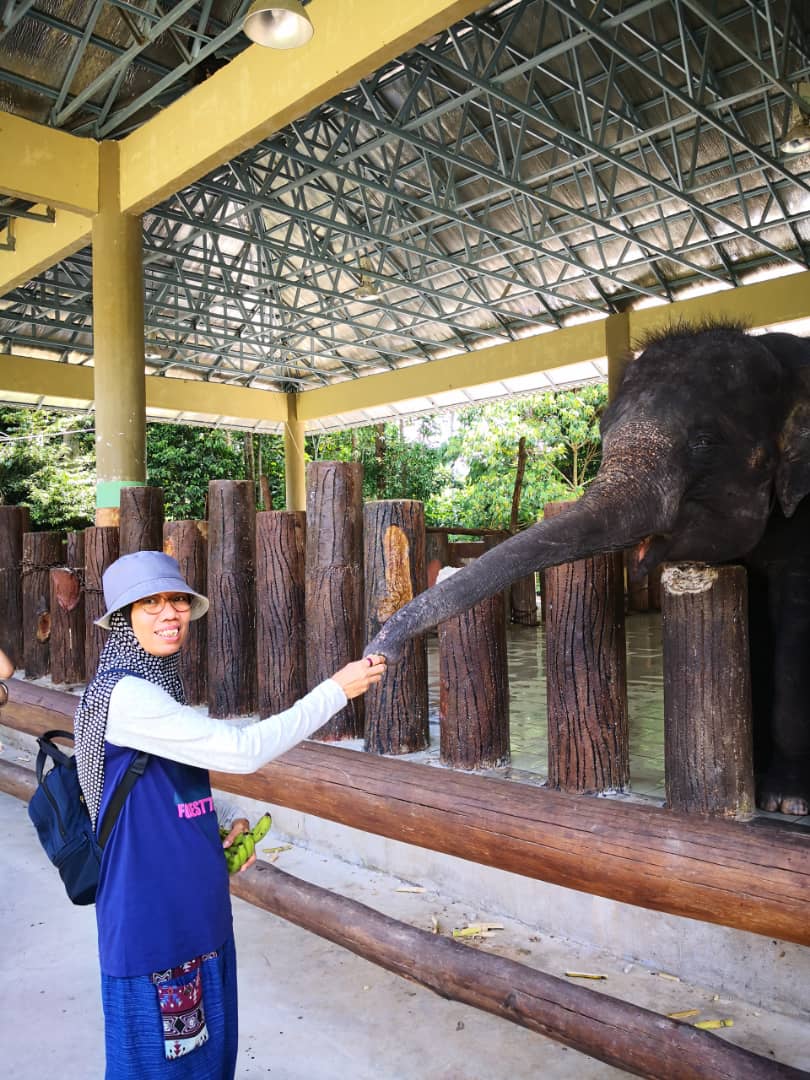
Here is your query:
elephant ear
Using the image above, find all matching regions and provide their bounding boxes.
[777,398,810,518]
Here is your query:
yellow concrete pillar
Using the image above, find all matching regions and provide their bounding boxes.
[92,141,145,525]
[284,394,307,511]
[605,310,632,401]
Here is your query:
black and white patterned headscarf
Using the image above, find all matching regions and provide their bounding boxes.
[74,610,185,827]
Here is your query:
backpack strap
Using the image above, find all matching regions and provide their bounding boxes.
[92,666,152,848]
[97,750,150,849]
[36,729,76,782]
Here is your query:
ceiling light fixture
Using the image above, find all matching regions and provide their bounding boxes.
[355,258,382,299]
[242,0,314,49]
[780,82,810,155]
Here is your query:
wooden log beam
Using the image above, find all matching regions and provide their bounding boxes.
[1,681,809,947]
[0,762,801,1080]
[0,757,37,801]
[231,862,805,1080]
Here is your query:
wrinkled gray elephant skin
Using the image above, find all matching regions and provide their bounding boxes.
[366,324,810,816]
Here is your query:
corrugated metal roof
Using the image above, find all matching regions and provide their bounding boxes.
[1,0,809,426]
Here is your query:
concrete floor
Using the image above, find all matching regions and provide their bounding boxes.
[1,784,808,1080]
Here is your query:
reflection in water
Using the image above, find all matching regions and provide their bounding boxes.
[426,612,665,798]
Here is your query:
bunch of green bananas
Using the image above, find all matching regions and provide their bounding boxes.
[219,812,272,874]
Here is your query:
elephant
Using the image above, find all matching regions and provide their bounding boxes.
[366,322,810,816]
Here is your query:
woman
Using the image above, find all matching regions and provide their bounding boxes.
[0,647,13,678]
[74,549,386,1079]
[0,646,13,707]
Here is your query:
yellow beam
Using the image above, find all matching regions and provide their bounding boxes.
[299,272,810,420]
[0,208,92,298]
[629,270,810,341]
[2,272,808,424]
[146,376,288,423]
[0,354,94,399]
[0,111,98,214]
[119,0,485,215]
[298,321,609,420]
[0,354,288,423]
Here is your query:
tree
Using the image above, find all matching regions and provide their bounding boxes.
[425,384,607,530]
[306,420,448,504]
[0,407,95,530]
[145,424,246,520]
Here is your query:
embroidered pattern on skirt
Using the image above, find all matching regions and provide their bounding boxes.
[151,951,218,1060]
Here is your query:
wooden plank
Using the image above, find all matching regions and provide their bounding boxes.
[1,680,808,946]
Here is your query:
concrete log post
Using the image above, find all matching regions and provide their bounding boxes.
[425,529,451,588]
[0,505,30,667]
[163,520,208,707]
[439,582,510,770]
[49,530,86,686]
[83,526,119,677]
[661,563,755,818]
[119,486,165,554]
[510,571,538,626]
[543,501,628,794]
[22,531,64,678]
[207,480,257,718]
[305,461,364,741]
[256,510,307,717]
[364,500,429,755]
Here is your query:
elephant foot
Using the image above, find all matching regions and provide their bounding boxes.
[756,763,810,816]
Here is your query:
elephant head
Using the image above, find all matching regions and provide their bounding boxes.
[367,324,810,663]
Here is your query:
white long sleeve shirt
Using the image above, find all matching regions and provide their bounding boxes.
[105,675,347,774]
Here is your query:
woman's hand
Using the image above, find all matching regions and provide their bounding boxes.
[0,648,12,708]
[220,817,256,873]
[331,654,387,699]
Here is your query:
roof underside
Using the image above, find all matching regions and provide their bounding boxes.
[1,0,809,430]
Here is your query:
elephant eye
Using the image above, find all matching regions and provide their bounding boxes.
[689,433,716,451]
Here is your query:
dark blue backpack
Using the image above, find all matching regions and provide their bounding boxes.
[28,729,149,906]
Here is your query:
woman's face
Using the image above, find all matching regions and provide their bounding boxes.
[130,593,192,657]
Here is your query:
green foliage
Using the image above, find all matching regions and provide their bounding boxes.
[425,384,608,530]
[146,424,246,519]
[306,421,449,504]
[0,408,95,531]
[0,385,607,535]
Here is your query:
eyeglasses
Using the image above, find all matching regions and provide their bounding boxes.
[136,594,192,615]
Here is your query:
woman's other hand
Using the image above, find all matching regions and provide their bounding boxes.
[221,817,256,873]
[331,655,387,699]
[0,648,14,680]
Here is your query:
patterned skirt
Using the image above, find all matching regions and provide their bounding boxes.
[101,934,238,1079]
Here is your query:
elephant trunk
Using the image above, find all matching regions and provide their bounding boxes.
[367,423,683,662]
